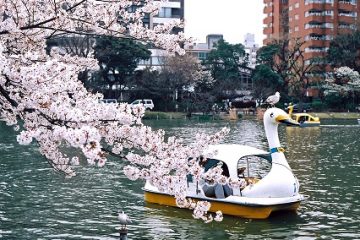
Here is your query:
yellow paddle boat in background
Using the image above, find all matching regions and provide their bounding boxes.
[286,103,320,127]
[143,108,307,219]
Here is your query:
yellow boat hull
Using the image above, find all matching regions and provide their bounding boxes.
[144,191,301,219]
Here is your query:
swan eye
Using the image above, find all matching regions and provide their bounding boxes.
[270,113,274,118]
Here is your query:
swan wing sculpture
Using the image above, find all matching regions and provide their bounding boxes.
[241,107,300,198]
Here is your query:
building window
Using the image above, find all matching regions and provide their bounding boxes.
[305,10,334,17]
[158,7,172,18]
[295,3,300,8]
[339,0,356,5]
[323,23,334,28]
[305,0,334,4]
[295,14,299,20]
[289,6,293,11]
[305,22,334,29]
[198,52,208,60]
[295,26,299,31]
[305,47,329,52]
[305,34,334,41]
[339,11,357,17]
[338,23,356,29]
[171,8,181,18]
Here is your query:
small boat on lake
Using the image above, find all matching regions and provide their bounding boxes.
[143,107,306,219]
[286,104,320,127]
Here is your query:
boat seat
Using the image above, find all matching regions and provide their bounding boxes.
[203,183,233,199]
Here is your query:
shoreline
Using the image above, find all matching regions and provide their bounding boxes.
[144,111,360,120]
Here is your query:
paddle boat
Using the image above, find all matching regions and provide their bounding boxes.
[286,104,320,127]
[143,107,307,219]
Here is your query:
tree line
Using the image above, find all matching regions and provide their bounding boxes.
[52,31,360,112]
[252,32,360,111]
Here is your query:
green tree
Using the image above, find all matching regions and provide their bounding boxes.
[251,65,283,104]
[93,36,151,99]
[256,38,319,100]
[327,31,360,72]
[203,39,249,98]
[132,55,214,112]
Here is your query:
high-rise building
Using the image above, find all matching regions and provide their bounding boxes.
[264,0,360,60]
[263,0,360,95]
[244,33,259,69]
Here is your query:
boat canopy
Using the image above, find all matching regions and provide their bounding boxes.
[292,113,320,122]
[204,144,270,178]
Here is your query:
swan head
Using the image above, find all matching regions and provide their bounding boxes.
[264,107,299,126]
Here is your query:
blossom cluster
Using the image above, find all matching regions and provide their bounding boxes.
[324,66,360,96]
[0,1,228,221]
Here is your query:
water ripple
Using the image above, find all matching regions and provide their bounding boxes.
[1,120,360,239]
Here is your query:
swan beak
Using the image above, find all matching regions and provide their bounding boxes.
[276,115,300,126]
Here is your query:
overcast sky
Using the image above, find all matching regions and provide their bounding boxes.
[184,0,265,46]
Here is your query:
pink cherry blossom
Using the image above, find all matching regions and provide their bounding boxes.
[0,0,230,222]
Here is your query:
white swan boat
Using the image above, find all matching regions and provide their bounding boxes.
[144,107,307,219]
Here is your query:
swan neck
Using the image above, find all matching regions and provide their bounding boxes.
[264,122,281,149]
[264,118,291,169]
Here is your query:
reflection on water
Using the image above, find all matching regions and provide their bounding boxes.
[1,119,360,239]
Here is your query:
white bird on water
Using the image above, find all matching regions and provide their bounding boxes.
[265,91,280,107]
[118,211,132,228]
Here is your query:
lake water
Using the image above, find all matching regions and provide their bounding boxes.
[1,118,360,239]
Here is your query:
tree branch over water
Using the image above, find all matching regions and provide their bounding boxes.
[0,0,228,222]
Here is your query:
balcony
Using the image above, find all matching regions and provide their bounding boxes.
[338,0,356,5]
[263,5,273,14]
[339,11,357,17]
[338,16,357,26]
[304,51,328,60]
[305,15,334,23]
[303,27,333,36]
[263,27,273,35]
[305,0,334,5]
[338,2,357,11]
[305,22,334,29]
[338,21,355,27]
[303,40,331,49]
[305,47,329,53]
[304,1,334,12]
[305,10,334,17]
[305,34,333,41]
[263,16,273,25]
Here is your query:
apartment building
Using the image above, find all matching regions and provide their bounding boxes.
[244,33,259,69]
[185,34,223,61]
[138,0,185,69]
[263,0,360,95]
[264,0,360,59]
